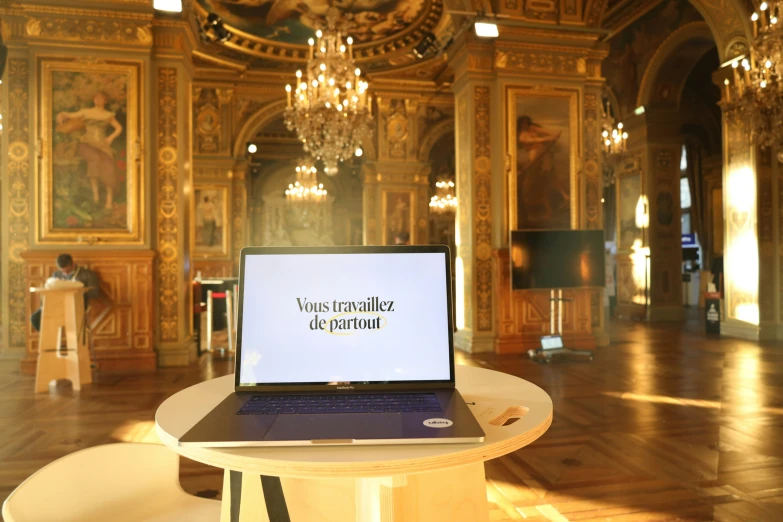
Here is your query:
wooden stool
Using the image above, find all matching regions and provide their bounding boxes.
[31,286,92,393]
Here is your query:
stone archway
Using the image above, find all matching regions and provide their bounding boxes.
[687,0,751,61]
[232,99,287,158]
[418,118,455,161]
[637,22,716,109]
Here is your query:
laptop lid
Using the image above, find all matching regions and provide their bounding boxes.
[234,245,456,392]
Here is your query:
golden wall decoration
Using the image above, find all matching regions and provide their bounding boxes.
[474,86,493,332]
[583,90,602,328]
[37,57,144,245]
[193,88,222,154]
[7,59,32,349]
[21,250,156,374]
[157,67,179,342]
[25,17,152,45]
[495,50,586,76]
[192,183,230,259]
[455,93,472,331]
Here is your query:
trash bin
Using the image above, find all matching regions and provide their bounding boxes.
[704,291,721,334]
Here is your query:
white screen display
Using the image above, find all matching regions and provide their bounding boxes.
[238,252,452,385]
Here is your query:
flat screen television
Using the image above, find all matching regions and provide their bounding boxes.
[510,230,606,290]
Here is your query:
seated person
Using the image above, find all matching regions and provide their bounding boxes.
[395,231,410,245]
[30,254,102,332]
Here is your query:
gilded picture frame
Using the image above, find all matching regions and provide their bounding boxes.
[506,86,579,232]
[381,189,415,245]
[37,57,144,245]
[192,183,231,259]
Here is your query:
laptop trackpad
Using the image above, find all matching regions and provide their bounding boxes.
[264,413,403,441]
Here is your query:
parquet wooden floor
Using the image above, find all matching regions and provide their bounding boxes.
[2,318,783,521]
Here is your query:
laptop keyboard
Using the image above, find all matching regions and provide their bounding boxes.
[237,393,442,415]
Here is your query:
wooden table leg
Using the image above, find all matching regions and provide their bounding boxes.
[221,462,489,522]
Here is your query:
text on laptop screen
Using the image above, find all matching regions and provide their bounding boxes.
[238,252,452,385]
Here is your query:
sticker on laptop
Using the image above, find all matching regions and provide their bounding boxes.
[423,418,453,428]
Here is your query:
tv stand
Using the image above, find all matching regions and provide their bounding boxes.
[528,289,593,363]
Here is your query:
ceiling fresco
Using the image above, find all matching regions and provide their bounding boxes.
[196,0,430,44]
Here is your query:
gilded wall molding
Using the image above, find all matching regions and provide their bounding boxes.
[583,92,601,229]
[474,85,493,332]
[25,16,152,44]
[156,67,179,342]
[583,91,602,329]
[455,92,472,330]
[7,58,31,349]
[495,49,587,76]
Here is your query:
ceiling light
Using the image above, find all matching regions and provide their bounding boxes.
[154,0,182,12]
[247,143,257,154]
[474,22,499,38]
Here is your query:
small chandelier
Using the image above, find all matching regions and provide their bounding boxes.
[284,7,373,177]
[429,180,457,213]
[285,160,327,203]
[601,95,628,186]
[724,1,783,156]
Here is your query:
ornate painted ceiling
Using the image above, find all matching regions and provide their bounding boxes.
[194,0,445,72]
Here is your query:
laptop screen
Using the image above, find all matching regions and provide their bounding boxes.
[237,249,453,387]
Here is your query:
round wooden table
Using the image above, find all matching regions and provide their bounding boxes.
[155,365,552,522]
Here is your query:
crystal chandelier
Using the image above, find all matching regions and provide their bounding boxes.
[284,8,373,177]
[429,180,457,213]
[285,160,327,203]
[723,1,783,157]
[600,96,628,186]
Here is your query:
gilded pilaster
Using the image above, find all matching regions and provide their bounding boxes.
[4,58,31,354]
[156,67,180,344]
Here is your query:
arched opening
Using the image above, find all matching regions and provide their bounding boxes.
[245,114,365,246]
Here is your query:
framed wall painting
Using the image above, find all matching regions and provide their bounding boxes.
[37,57,144,244]
[507,87,578,231]
[381,190,415,245]
[193,184,230,258]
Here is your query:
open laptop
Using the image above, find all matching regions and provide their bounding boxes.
[179,245,485,447]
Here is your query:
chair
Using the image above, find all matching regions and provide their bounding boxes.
[2,443,221,522]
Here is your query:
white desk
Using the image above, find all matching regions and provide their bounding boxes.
[155,365,553,522]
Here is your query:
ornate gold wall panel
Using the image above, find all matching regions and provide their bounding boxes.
[495,49,587,76]
[455,92,472,331]
[757,148,774,324]
[583,90,603,328]
[7,59,32,350]
[156,67,179,342]
[20,250,156,374]
[474,86,493,332]
[494,249,595,353]
[25,17,152,45]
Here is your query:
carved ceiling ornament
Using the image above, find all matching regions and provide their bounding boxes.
[193,0,444,71]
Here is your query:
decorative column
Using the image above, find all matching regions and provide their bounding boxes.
[449,27,607,354]
[363,95,430,245]
[153,30,195,366]
[715,66,783,341]
[450,38,495,353]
